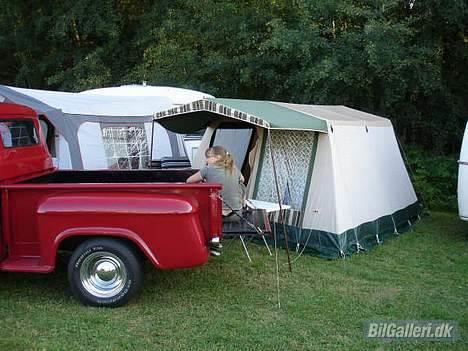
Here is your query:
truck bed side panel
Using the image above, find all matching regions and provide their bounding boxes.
[37,192,208,269]
[2,184,221,270]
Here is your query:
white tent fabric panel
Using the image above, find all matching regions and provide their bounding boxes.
[302,133,338,233]
[330,125,417,234]
[144,122,173,159]
[81,85,214,105]
[211,128,253,170]
[183,139,199,164]
[193,126,216,169]
[458,123,468,220]
[272,102,391,127]
[326,106,392,126]
[56,135,72,169]
[329,125,378,234]
[370,126,418,209]
[9,86,173,116]
[78,122,108,169]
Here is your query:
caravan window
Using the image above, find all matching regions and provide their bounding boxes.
[101,125,150,169]
[0,119,39,148]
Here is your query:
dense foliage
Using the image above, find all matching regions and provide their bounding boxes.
[405,146,459,211]
[0,0,466,208]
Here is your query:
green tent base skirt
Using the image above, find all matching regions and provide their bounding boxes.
[264,202,423,259]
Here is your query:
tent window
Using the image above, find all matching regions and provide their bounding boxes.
[255,130,315,210]
[101,125,150,169]
[0,119,39,148]
[210,123,256,181]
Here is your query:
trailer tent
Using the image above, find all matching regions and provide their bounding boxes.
[0,85,212,169]
[154,98,422,258]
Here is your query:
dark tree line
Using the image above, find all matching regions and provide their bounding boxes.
[0,0,466,155]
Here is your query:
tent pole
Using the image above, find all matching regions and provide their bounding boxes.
[267,129,292,272]
[395,132,425,209]
[149,120,155,168]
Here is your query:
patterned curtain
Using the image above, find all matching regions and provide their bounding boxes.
[255,130,315,211]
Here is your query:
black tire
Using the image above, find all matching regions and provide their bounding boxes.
[68,238,143,307]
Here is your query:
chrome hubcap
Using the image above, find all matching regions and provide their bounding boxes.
[80,252,127,298]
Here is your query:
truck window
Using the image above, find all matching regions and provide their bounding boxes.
[0,119,39,148]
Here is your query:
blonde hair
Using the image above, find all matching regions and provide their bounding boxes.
[205,146,234,173]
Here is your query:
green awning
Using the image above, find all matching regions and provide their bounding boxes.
[153,98,328,133]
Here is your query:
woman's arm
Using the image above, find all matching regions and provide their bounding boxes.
[240,173,245,183]
[186,171,204,183]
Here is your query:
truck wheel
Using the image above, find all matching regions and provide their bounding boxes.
[68,238,143,307]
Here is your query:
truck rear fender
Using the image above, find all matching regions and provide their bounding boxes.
[53,227,160,267]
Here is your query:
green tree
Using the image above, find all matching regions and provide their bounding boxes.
[0,0,465,154]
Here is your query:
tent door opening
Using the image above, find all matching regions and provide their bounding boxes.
[209,122,258,184]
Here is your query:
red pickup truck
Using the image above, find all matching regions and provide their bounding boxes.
[0,103,222,307]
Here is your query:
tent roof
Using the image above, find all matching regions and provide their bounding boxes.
[80,85,215,105]
[154,98,391,133]
[0,85,172,117]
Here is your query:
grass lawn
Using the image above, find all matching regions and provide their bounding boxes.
[0,211,466,350]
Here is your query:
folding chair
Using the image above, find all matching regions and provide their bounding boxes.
[222,208,272,262]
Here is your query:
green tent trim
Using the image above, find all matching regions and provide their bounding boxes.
[266,201,423,259]
[154,98,328,133]
[301,132,319,212]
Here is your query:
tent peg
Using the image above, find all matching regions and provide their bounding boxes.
[356,242,365,253]
[375,234,383,245]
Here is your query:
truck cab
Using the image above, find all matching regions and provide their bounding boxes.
[0,103,54,260]
[0,103,222,307]
[0,103,54,184]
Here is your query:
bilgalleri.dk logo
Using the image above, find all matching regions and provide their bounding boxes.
[363,320,458,341]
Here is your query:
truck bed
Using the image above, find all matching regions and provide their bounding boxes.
[2,168,222,270]
[21,169,197,184]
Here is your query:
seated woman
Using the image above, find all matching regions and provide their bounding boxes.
[186,146,245,221]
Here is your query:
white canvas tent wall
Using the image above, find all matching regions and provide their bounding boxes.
[0,85,211,169]
[458,122,468,221]
[154,98,422,258]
